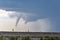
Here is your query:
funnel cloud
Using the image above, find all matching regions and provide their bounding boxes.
[0,9,44,26]
[13,12,42,26]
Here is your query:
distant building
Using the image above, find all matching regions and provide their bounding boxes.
[0,31,60,40]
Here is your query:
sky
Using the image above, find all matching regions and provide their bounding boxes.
[0,0,60,32]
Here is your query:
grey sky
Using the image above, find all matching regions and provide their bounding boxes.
[0,0,60,32]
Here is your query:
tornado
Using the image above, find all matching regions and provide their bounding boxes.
[15,14,22,26]
[15,17,20,26]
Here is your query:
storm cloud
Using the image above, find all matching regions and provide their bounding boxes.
[0,0,60,32]
[8,11,46,26]
[0,9,53,32]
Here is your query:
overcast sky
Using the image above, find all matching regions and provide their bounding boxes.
[0,0,60,32]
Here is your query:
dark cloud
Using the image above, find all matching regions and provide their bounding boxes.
[14,12,44,26]
[0,0,60,27]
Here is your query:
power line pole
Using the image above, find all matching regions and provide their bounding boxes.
[28,26,29,32]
